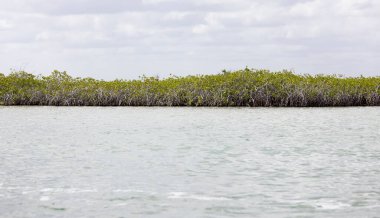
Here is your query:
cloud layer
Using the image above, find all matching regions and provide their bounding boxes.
[1,0,379,79]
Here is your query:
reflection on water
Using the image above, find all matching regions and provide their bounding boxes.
[0,107,380,217]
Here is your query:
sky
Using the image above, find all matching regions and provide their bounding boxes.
[0,0,379,80]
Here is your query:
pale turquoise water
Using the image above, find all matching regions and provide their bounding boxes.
[0,107,380,218]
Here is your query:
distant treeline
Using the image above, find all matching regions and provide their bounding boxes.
[0,69,379,106]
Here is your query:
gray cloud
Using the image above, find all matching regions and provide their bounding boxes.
[0,0,379,79]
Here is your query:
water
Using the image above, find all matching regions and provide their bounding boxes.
[0,107,380,218]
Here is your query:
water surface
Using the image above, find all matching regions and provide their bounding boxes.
[1,107,380,217]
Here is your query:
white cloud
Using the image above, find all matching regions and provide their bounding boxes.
[0,0,379,79]
[192,24,208,34]
[290,1,321,17]
[0,19,12,30]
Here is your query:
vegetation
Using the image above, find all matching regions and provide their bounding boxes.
[0,69,379,106]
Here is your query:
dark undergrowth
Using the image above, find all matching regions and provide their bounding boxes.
[0,69,379,106]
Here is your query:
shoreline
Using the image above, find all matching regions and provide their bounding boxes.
[1,69,379,107]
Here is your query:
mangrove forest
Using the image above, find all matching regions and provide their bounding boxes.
[0,69,379,107]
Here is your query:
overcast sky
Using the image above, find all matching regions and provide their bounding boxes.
[0,0,379,79]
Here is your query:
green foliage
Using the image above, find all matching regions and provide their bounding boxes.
[0,69,379,106]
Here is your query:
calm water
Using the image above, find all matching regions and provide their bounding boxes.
[0,107,380,218]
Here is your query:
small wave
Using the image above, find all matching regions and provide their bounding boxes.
[65,188,98,193]
[39,188,98,193]
[40,188,54,192]
[6,186,22,190]
[167,192,186,198]
[112,189,146,193]
[167,192,230,201]
[22,190,37,195]
[314,201,351,210]
[40,196,50,201]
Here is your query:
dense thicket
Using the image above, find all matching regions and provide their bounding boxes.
[0,69,379,106]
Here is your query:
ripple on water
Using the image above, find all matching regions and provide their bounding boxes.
[304,199,351,210]
[39,196,50,201]
[167,192,231,201]
[112,189,148,193]
[39,188,98,194]
[1,107,380,217]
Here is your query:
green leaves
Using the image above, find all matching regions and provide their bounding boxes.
[0,69,379,106]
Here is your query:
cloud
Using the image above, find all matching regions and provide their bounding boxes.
[0,0,379,79]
